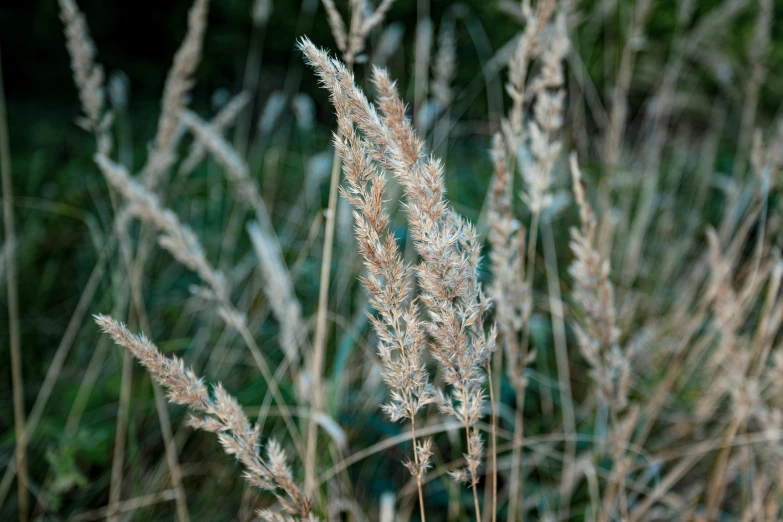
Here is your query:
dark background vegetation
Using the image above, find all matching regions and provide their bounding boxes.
[4,0,781,148]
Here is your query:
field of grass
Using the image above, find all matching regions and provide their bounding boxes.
[2,0,783,521]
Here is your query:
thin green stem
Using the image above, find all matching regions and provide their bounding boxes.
[0,45,27,522]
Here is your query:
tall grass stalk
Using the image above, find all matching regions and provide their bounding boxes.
[0,44,27,522]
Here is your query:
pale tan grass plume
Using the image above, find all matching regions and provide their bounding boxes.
[94,315,314,520]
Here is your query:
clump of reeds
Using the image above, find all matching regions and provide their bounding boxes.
[300,37,496,520]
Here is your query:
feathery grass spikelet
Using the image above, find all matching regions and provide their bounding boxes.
[320,0,398,65]
[301,38,495,507]
[321,0,348,55]
[488,134,529,389]
[58,0,112,155]
[335,122,435,425]
[568,155,629,410]
[368,73,496,477]
[180,110,256,202]
[95,153,229,304]
[751,119,783,189]
[331,80,435,519]
[179,91,251,177]
[431,18,457,115]
[93,315,312,519]
[505,0,554,138]
[179,109,279,238]
[144,0,210,192]
[519,10,568,213]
